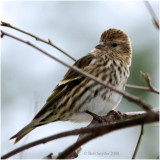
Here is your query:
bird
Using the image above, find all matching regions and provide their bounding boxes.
[10,28,132,144]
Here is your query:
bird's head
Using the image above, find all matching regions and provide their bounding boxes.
[95,28,132,66]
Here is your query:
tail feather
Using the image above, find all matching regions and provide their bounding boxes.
[10,122,35,144]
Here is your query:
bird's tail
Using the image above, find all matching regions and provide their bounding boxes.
[10,122,35,144]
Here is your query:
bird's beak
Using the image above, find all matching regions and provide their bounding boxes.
[95,41,105,49]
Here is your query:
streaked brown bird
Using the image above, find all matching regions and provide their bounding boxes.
[10,28,132,144]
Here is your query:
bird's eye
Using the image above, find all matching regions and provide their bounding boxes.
[112,43,117,47]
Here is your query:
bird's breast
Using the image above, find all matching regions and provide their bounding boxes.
[69,61,129,122]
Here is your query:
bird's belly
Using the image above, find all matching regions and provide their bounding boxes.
[69,84,124,122]
[84,91,122,115]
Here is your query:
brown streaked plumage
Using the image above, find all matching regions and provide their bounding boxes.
[10,28,132,144]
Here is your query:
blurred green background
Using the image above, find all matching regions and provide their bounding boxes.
[1,1,159,159]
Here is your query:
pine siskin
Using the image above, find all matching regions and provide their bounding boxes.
[10,28,132,144]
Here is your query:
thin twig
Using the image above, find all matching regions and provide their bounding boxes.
[1,110,159,159]
[0,30,155,116]
[144,1,159,29]
[0,21,76,61]
[125,108,158,116]
[140,71,159,94]
[126,84,159,94]
[132,124,144,159]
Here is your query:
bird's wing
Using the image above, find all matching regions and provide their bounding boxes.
[46,53,95,102]
[33,53,95,120]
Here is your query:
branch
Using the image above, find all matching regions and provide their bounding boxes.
[0,30,155,116]
[57,112,158,159]
[57,110,126,159]
[132,124,144,159]
[1,110,159,159]
[0,21,76,61]
[144,1,159,30]
[126,84,159,94]
[140,71,159,94]
[126,71,159,95]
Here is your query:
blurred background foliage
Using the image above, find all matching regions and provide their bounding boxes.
[1,1,159,159]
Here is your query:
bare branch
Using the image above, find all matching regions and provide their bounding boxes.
[0,21,76,61]
[126,71,159,94]
[62,110,127,159]
[126,84,159,94]
[0,30,155,116]
[1,110,159,159]
[132,124,144,159]
[140,71,159,94]
[144,1,159,30]
[57,112,158,159]
[125,108,159,116]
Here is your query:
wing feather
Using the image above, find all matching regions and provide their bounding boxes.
[33,53,95,120]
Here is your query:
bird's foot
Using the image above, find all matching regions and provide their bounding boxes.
[105,110,127,122]
[86,110,106,123]
[86,110,127,123]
